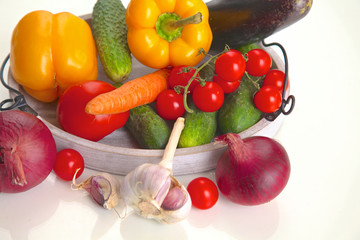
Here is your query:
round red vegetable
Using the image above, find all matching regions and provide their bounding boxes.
[215,134,290,206]
[53,149,85,181]
[57,80,129,142]
[263,69,290,92]
[187,177,219,210]
[215,49,246,82]
[156,89,185,120]
[213,75,241,94]
[0,110,57,193]
[254,85,282,113]
[168,65,200,94]
[246,49,272,77]
[192,82,224,112]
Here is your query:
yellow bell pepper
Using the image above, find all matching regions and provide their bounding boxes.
[10,10,98,102]
[125,0,213,69]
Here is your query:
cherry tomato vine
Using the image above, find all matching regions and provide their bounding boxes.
[160,41,295,120]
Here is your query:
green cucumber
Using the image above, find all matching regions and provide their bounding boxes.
[92,0,132,82]
[238,43,260,54]
[218,76,262,134]
[125,105,171,149]
[178,100,217,148]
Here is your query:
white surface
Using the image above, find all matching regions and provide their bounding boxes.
[1,0,360,240]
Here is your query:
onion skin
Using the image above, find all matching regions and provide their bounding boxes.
[0,110,56,193]
[215,134,290,205]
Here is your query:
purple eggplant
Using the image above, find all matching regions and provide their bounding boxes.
[207,0,313,50]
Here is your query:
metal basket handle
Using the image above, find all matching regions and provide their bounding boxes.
[261,39,295,121]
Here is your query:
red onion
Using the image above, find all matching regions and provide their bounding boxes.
[215,133,290,205]
[0,110,57,193]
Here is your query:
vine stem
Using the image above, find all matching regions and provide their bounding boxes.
[183,46,230,113]
[244,72,262,90]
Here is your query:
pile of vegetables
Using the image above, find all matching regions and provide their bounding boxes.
[8,0,293,145]
[0,0,311,224]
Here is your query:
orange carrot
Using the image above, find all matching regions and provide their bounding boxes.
[85,68,170,114]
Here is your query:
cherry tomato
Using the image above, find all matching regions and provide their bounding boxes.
[54,149,84,181]
[187,177,219,210]
[168,65,200,94]
[192,82,224,112]
[213,75,240,94]
[262,69,290,92]
[246,49,272,77]
[254,85,282,113]
[57,80,129,142]
[156,89,185,120]
[215,49,246,82]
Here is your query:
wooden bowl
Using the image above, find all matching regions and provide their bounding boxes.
[7,14,288,176]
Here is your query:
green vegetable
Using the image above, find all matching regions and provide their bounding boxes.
[198,60,215,81]
[238,43,260,54]
[125,104,171,149]
[178,100,217,148]
[218,75,262,134]
[92,0,132,82]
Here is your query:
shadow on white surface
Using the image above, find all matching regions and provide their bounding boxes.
[0,175,62,239]
[187,194,280,239]
[0,172,122,240]
[119,214,188,240]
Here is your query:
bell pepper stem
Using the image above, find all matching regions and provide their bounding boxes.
[168,12,202,29]
[156,12,203,42]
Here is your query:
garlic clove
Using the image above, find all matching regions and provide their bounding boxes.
[89,176,112,207]
[154,173,172,205]
[159,177,192,224]
[72,172,121,210]
[161,185,186,210]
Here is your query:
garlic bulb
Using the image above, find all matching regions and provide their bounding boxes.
[120,117,192,224]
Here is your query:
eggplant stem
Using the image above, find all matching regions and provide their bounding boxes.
[159,117,185,171]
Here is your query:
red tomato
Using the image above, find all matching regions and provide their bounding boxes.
[57,81,129,141]
[168,65,200,94]
[187,177,219,210]
[263,69,290,92]
[156,89,185,120]
[54,149,84,181]
[213,75,240,94]
[192,82,224,112]
[215,49,246,82]
[246,49,272,77]
[254,85,282,113]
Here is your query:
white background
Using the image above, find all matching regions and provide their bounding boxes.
[1,0,360,239]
